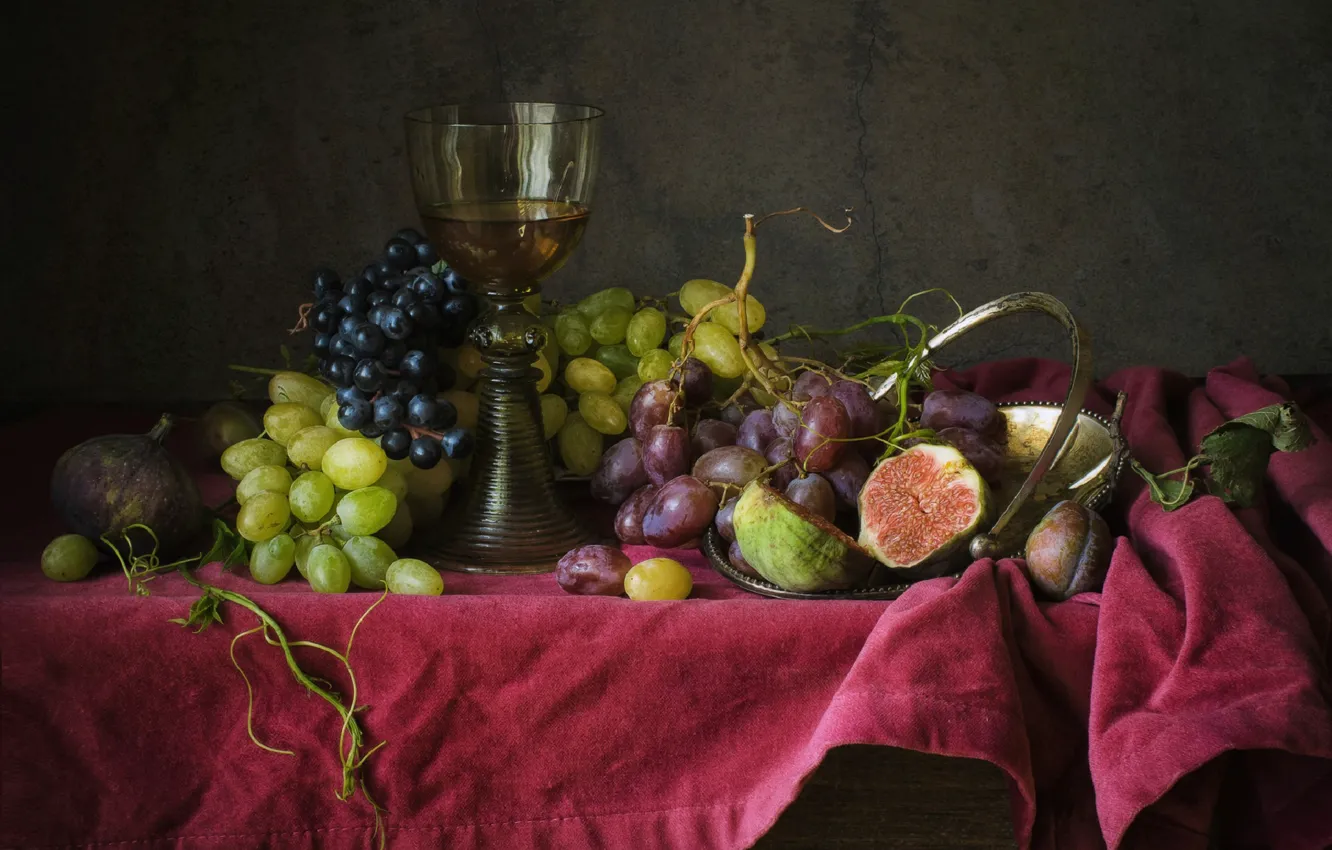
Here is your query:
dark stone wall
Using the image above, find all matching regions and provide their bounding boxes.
[9,0,1331,403]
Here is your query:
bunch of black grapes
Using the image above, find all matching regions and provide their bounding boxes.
[309,228,479,470]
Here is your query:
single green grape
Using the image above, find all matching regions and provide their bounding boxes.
[293,531,324,578]
[523,293,542,315]
[342,535,398,590]
[678,279,731,316]
[321,438,388,490]
[624,557,694,600]
[221,438,288,481]
[558,412,604,476]
[336,486,396,536]
[386,558,445,596]
[691,323,746,379]
[41,534,98,582]
[377,501,414,548]
[637,348,675,383]
[373,465,409,503]
[288,470,335,524]
[612,376,644,415]
[405,493,445,526]
[564,357,617,394]
[574,287,636,320]
[579,392,628,436]
[306,544,351,593]
[594,344,639,381]
[236,465,292,506]
[554,311,593,357]
[589,306,632,346]
[268,371,333,411]
[263,402,323,446]
[405,459,453,497]
[236,491,291,542]
[626,307,668,356]
[541,323,561,375]
[250,533,296,585]
[667,332,686,359]
[287,426,342,470]
[319,392,337,422]
[540,394,569,440]
[710,294,766,335]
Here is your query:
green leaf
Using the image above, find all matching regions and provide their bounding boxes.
[430,259,450,275]
[1199,403,1314,508]
[1131,458,1196,511]
[279,344,292,368]
[202,519,247,570]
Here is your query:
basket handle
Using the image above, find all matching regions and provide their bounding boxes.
[869,291,1093,560]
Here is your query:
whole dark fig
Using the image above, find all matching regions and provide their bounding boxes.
[51,414,204,557]
[1024,501,1112,600]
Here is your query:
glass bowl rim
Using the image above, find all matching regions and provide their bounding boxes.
[404,102,605,128]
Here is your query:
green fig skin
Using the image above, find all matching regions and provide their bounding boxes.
[50,415,204,557]
[1024,500,1111,600]
[733,482,876,592]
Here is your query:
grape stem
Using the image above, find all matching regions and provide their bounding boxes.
[229,364,285,377]
[289,302,315,335]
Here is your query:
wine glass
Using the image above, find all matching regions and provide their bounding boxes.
[404,102,603,573]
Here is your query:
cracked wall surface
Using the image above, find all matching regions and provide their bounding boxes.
[8,0,1331,402]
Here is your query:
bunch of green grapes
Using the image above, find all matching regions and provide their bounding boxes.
[541,281,767,476]
[217,371,449,595]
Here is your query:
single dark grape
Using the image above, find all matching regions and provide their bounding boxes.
[359,422,386,439]
[381,339,407,368]
[431,399,458,431]
[338,294,367,319]
[375,259,395,281]
[435,362,457,392]
[367,290,390,306]
[441,294,478,324]
[362,264,382,286]
[406,394,436,428]
[407,301,440,329]
[388,378,421,405]
[380,275,408,292]
[394,227,424,246]
[344,278,372,299]
[312,304,337,333]
[381,427,412,460]
[439,427,474,459]
[379,308,413,341]
[368,305,388,327]
[338,315,360,338]
[384,238,416,270]
[441,269,467,294]
[325,357,355,387]
[411,272,444,303]
[338,398,372,430]
[373,396,404,430]
[313,332,330,356]
[330,334,357,360]
[335,385,365,405]
[391,288,417,309]
[410,435,443,469]
[399,349,436,380]
[311,268,340,299]
[353,358,388,393]
[316,357,330,375]
[352,322,385,355]
[416,241,440,267]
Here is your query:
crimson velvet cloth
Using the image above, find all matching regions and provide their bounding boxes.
[2,358,1330,850]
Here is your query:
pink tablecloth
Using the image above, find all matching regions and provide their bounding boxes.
[2,358,1330,850]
